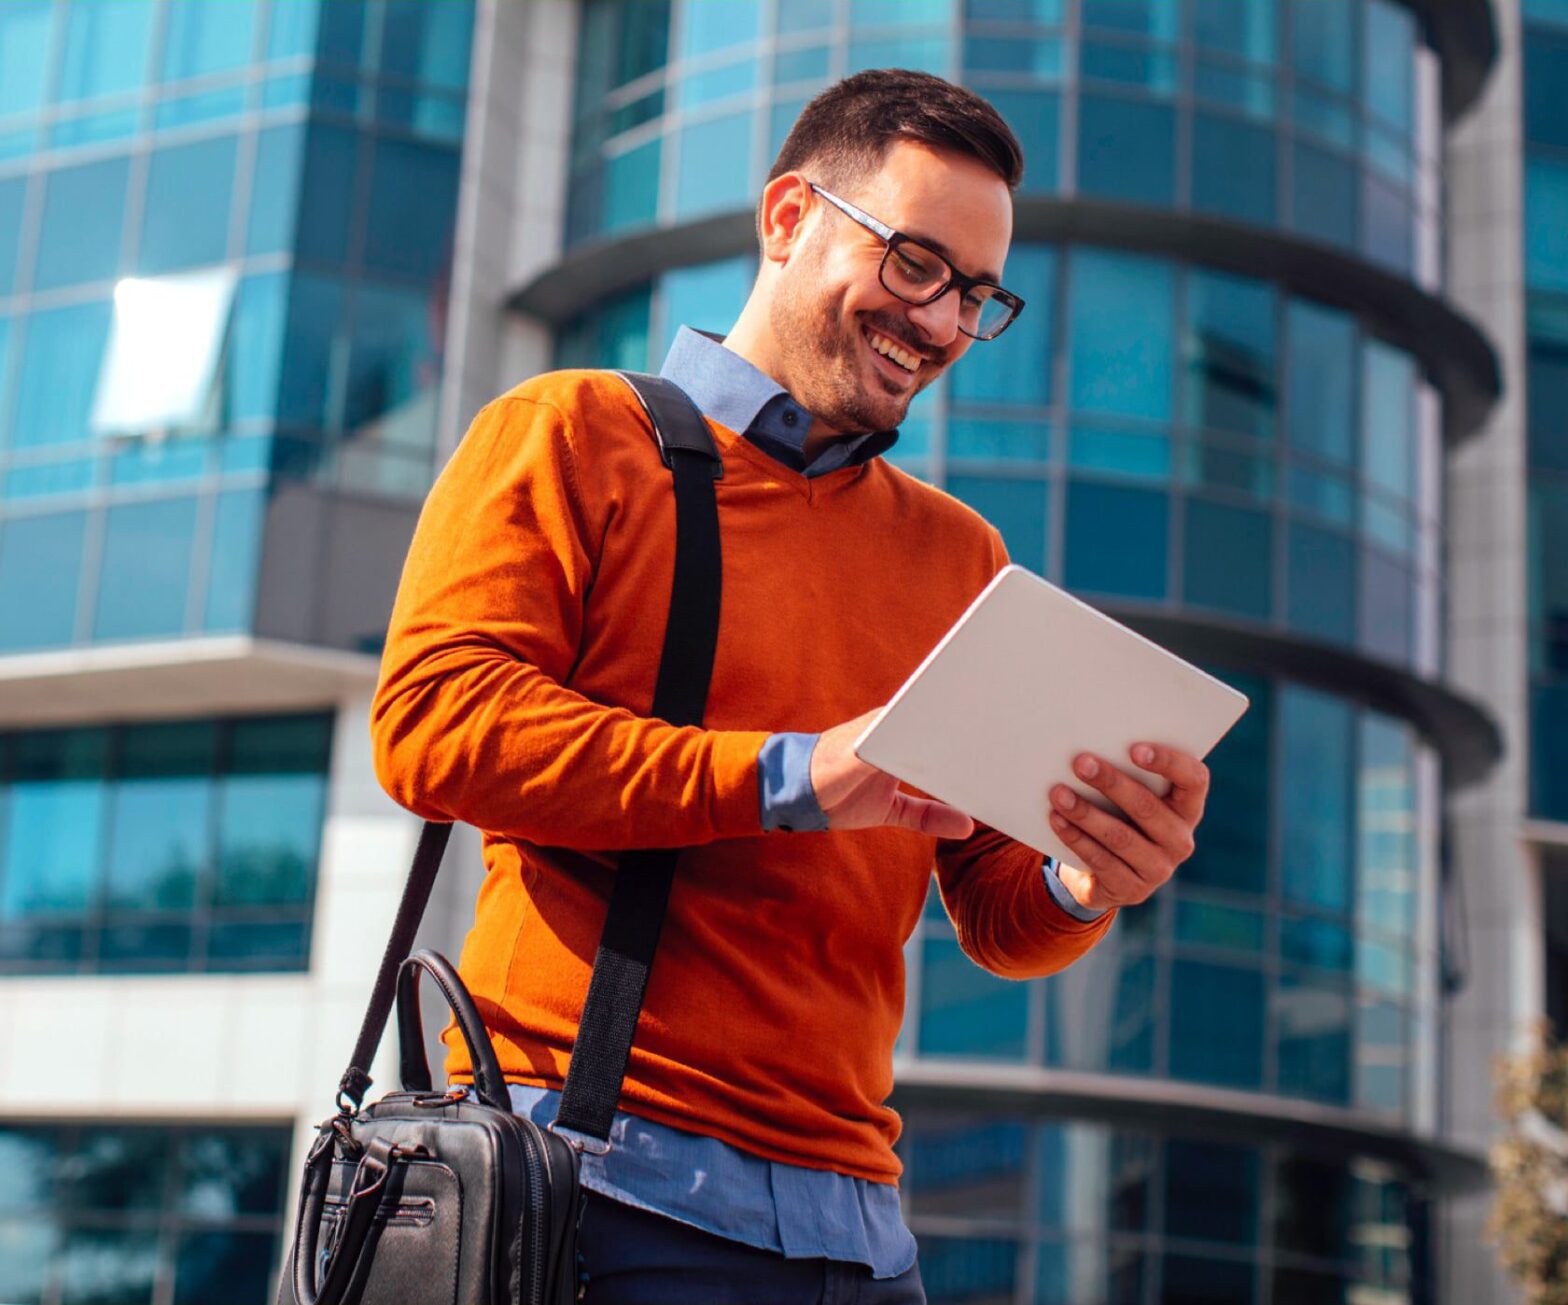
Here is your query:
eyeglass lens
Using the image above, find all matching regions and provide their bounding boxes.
[881,241,1015,339]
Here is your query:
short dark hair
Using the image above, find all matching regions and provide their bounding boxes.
[766,69,1024,199]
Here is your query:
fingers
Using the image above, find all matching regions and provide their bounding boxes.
[1048,802,1153,900]
[1127,742,1209,826]
[1067,753,1197,866]
[1049,780,1168,882]
[888,792,975,840]
[1052,848,1143,912]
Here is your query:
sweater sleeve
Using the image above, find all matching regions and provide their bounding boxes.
[369,392,769,850]
[933,824,1117,979]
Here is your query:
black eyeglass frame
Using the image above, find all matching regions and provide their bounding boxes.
[808,182,1025,341]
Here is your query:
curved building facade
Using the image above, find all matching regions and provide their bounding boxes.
[507,2,1506,1302]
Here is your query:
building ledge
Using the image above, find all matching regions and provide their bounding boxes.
[0,637,382,728]
[891,1060,1489,1194]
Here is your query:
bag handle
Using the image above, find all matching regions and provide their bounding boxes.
[331,372,722,1130]
[396,949,510,1109]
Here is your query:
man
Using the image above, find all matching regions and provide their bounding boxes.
[372,70,1209,1304]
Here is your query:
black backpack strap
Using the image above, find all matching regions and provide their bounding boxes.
[335,370,724,1136]
[554,371,723,1146]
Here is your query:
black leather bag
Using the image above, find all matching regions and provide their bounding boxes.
[277,372,726,1305]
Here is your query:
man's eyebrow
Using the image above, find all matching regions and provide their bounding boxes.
[902,227,1001,284]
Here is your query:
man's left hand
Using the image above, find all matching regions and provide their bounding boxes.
[1048,744,1209,913]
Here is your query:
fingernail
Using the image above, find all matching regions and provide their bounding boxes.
[1075,755,1099,779]
[1134,744,1154,765]
[1054,787,1077,810]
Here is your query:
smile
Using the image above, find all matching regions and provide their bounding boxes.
[862,325,921,374]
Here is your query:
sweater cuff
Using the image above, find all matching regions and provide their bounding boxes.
[758,732,830,832]
[1042,855,1108,924]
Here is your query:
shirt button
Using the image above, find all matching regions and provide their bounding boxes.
[783,409,798,427]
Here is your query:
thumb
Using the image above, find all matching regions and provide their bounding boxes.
[887,792,975,840]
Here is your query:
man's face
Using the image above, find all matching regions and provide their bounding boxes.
[768,139,1014,435]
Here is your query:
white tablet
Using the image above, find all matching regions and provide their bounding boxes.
[853,565,1251,865]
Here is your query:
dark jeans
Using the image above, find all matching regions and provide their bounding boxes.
[578,1190,927,1305]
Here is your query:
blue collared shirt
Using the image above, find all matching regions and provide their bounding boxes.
[537,328,1099,1278]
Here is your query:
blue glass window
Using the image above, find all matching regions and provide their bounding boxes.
[772,44,829,85]
[1529,337,1568,474]
[1184,269,1276,439]
[1357,715,1417,941]
[364,140,461,281]
[1181,670,1269,895]
[1355,1000,1407,1113]
[1064,480,1168,599]
[948,419,1051,462]
[1292,143,1357,250]
[33,157,130,292]
[1525,29,1568,150]
[0,511,86,651]
[205,488,265,633]
[1068,250,1172,421]
[1192,113,1276,227]
[1531,681,1568,820]
[294,124,357,268]
[162,0,259,81]
[380,0,474,90]
[1081,0,1176,39]
[1080,41,1176,92]
[777,0,834,33]
[226,273,287,423]
[1530,480,1568,677]
[604,138,662,234]
[13,300,114,449]
[1358,546,1412,664]
[93,496,199,641]
[246,124,304,256]
[1526,156,1568,293]
[139,136,238,275]
[681,0,760,56]
[267,0,322,61]
[950,246,1055,406]
[1077,95,1175,206]
[986,91,1059,195]
[947,476,1048,573]
[214,716,330,910]
[1164,1140,1259,1244]
[678,56,756,109]
[1362,173,1413,275]
[58,0,153,103]
[1361,339,1415,502]
[1169,959,1265,1087]
[1287,521,1356,644]
[105,724,213,918]
[555,286,652,372]
[343,283,439,445]
[964,37,1064,80]
[656,257,753,362]
[966,0,1063,19]
[1281,686,1353,912]
[1192,0,1273,63]
[1276,974,1352,1103]
[0,176,24,298]
[675,113,753,218]
[1184,498,1272,619]
[1290,0,1354,94]
[277,274,345,426]
[1069,427,1169,480]
[1286,299,1356,465]
[0,1,53,118]
[918,935,1029,1058]
[1362,0,1414,134]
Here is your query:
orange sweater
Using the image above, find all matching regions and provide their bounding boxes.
[370,369,1116,1183]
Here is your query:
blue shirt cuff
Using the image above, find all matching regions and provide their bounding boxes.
[758,732,830,833]
[1042,855,1107,923]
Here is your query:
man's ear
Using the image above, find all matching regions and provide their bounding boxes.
[757,172,813,266]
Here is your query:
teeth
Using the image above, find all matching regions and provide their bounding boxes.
[865,328,919,373]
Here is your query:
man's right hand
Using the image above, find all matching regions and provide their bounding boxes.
[809,710,976,838]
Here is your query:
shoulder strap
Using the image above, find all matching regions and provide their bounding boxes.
[336,371,723,1135]
[554,371,723,1145]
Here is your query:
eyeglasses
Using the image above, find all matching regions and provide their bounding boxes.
[809,183,1025,341]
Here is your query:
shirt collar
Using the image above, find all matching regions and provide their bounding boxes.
[658,326,898,472]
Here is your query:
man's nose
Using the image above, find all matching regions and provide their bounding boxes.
[903,285,963,349]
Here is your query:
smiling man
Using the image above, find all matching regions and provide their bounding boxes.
[372,70,1210,1304]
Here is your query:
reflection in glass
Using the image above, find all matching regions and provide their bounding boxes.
[1169,959,1264,1088]
[59,1226,159,1305]
[365,139,461,280]
[951,247,1055,405]
[2,731,107,919]
[918,1237,1017,1305]
[205,489,266,634]
[605,138,662,234]
[1081,0,1176,40]
[1163,1139,1258,1245]
[1291,143,1357,251]
[907,1119,1027,1221]
[1184,270,1275,440]
[1181,670,1269,895]
[59,1129,168,1213]
[1276,973,1352,1103]
[1192,113,1276,227]
[104,723,215,912]
[0,1,52,117]
[177,1129,288,1218]
[215,775,323,907]
[162,0,257,81]
[380,0,474,90]
[172,1230,278,1305]
[681,0,760,56]
[1183,498,1272,620]
[1041,942,1154,1073]
[344,284,440,459]
[657,257,753,363]
[1287,300,1355,465]
[14,300,114,448]
[1290,0,1354,94]
[1192,0,1273,63]
[1362,0,1414,133]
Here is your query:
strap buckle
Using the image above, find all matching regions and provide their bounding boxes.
[547,1120,612,1156]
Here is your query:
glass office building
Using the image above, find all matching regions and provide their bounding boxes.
[0,1,1554,1301]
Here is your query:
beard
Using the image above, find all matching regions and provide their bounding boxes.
[767,246,944,435]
